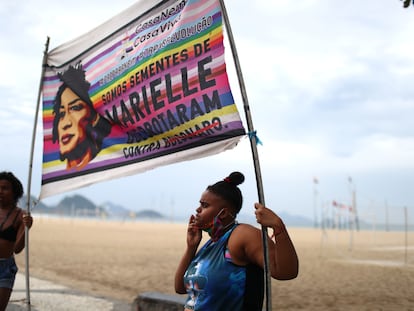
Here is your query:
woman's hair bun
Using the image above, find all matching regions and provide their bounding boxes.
[224,172,245,186]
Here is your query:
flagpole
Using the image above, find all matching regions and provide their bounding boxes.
[218,0,272,309]
[24,36,50,311]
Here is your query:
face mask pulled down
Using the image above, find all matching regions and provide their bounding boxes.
[202,209,235,242]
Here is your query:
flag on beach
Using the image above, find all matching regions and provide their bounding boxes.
[40,0,246,198]
[332,200,352,211]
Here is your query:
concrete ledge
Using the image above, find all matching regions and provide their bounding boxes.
[132,292,185,311]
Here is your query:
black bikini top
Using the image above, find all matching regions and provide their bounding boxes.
[0,207,19,242]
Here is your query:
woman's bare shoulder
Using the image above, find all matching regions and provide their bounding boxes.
[228,223,264,265]
[233,223,262,237]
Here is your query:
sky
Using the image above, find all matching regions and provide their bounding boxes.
[1,0,413,226]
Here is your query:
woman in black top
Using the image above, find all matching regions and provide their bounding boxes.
[0,172,33,311]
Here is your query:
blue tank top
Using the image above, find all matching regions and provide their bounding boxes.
[183,223,264,311]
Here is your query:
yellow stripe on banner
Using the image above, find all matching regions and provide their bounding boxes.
[42,160,66,171]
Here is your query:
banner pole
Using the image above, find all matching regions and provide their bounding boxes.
[24,36,50,311]
[218,0,272,309]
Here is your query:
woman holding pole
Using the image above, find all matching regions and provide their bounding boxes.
[175,171,298,311]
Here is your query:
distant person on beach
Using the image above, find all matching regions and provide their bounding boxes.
[174,171,299,311]
[0,172,33,311]
[52,64,112,170]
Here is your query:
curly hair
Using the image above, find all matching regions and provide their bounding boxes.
[0,171,24,204]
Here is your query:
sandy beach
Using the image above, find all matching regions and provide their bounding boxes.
[13,216,414,310]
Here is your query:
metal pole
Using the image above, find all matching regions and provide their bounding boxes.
[218,0,271,309]
[385,200,389,232]
[25,36,50,310]
[313,179,318,228]
[347,178,354,252]
[404,206,408,265]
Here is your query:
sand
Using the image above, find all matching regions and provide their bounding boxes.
[14,216,414,310]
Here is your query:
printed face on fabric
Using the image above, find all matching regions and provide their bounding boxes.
[195,190,227,230]
[57,87,94,157]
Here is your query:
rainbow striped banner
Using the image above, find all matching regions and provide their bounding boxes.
[40,0,245,198]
